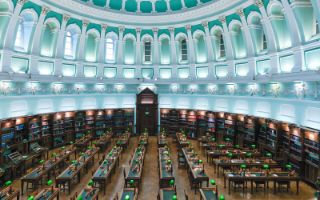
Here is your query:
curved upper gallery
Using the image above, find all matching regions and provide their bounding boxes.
[0,0,319,128]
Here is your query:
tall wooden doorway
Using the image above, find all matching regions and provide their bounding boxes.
[136,88,158,135]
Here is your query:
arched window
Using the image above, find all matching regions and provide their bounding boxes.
[144,41,151,63]
[14,10,37,52]
[219,34,225,58]
[64,25,80,60]
[180,39,188,62]
[105,38,115,62]
[0,0,13,48]
[262,34,267,50]
[40,19,60,57]
[64,31,73,57]
[159,36,170,65]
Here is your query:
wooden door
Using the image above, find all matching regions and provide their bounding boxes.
[136,88,158,135]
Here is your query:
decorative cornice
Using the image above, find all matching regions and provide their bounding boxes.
[42,7,50,15]
[201,21,208,28]
[101,24,108,31]
[219,16,226,23]
[255,0,264,8]
[152,27,158,34]
[17,0,28,6]
[119,26,125,32]
[63,14,71,22]
[82,20,89,28]
[237,8,244,17]
[185,24,191,31]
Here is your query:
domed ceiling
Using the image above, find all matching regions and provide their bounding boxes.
[78,0,214,14]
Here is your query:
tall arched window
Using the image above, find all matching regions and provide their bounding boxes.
[0,0,13,48]
[219,34,225,58]
[180,39,188,62]
[40,18,60,57]
[193,31,207,63]
[14,10,38,52]
[159,35,170,65]
[262,34,267,50]
[64,31,73,57]
[144,40,152,63]
[229,20,247,58]
[64,25,80,60]
[105,38,115,62]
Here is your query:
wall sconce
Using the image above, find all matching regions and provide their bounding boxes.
[27,81,39,95]
[53,83,63,94]
[0,81,11,96]
[248,83,258,96]
[295,81,307,99]
[170,83,179,93]
[114,83,125,92]
[207,84,217,94]
[188,84,198,94]
[270,82,281,97]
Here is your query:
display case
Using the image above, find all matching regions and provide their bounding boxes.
[52,113,65,148]
[302,127,320,185]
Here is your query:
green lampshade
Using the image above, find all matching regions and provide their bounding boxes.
[70,141,74,144]
[314,191,320,198]
[167,160,172,164]
[211,137,216,141]
[88,146,92,150]
[28,196,34,200]
[129,180,134,185]
[172,195,177,200]
[39,159,45,164]
[219,195,225,200]
[246,153,252,158]
[5,180,12,187]
[266,153,272,157]
[47,180,53,186]
[72,160,77,164]
[240,164,246,169]
[286,164,292,170]
[61,146,66,149]
[169,179,174,186]
[52,153,57,157]
[77,196,83,200]
[251,144,256,148]
[210,179,216,186]
[225,138,231,142]
[263,164,269,170]
[125,194,130,200]
[80,152,85,156]
[88,179,94,186]
[198,159,203,164]
[117,141,121,144]
[235,144,240,148]
[227,153,233,158]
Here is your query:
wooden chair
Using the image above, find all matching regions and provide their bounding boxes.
[233,180,246,193]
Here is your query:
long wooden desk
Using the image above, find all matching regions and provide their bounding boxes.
[74,135,92,150]
[95,133,113,152]
[213,158,279,177]
[55,148,98,194]
[118,188,138,200]
[182,148,209,192]
[21,148,76,194]
[116,132,131,149]
[206,149,261,163]
[76,187,99,200]
[0,187,20,200]
[159,188,177,200]
[223,171,300,195]
[158,148,174,188]
[176,133,189,148]
[158,134,168,148]
[199,188,218,200]
[33,188,60,200]
[92,146,122,194]
[138,133,148,146]
[125,145,146,189]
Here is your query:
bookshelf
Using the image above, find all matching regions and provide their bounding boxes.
[187,110,197,138]
[289,125,304,175]
[1,120,16,159]
[40,115,51,147]
[224,113,236,143]
[258,118,267,148]
[95,110,105,137]
[113,109,125,135]
[124,109,134,134]
[52,113,65,148]
[236,114,245,146]
[64,112,75,144]
[167,109,179,135]
[85,110,95,136]
[179,110,188,133]
[28,117,41,143]
[197,110,207,137]
[280,123,290,158]
[105,109,114,131]
[216,112,225,133]
[302,127,320,185]
[206,111,215,134]
[264,120,281,158]
[75,111,86,140]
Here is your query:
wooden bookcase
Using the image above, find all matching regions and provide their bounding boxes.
[64,112,75,144]
[52,113,65,148]
[197,110,207,137]
[95,110,105,137]
[75,111,86,140]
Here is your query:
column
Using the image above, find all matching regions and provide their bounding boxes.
[181,0,186,9]
[219,16,234,60]
[166,0,171,12]
[238,8,255,57]
[1,0,27,72]
[202,21,214,62]
[152,2,156,12]
[54,14,70,76]
[255,0,277,52]
[98,24,107,63]
[98,24,107,78]
[31,7,49,55]
[247,58,256,79]
[281,0,302,46]
[77,20,89,77]
[121,0,126,11]
[281,0,304,71]
[136,28,141,65]
[153,28,159,65]
[269,52,279,74]
[117,26,125,65]
[311,0,320,31]
[137,0,141,13]
[169,27,176,64]
[106,0,111,8]
[186,24,195,64]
